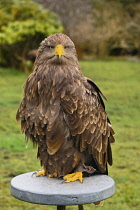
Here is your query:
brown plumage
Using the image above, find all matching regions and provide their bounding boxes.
[16,33,115,180]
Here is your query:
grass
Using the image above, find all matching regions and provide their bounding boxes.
[0,60,140,210]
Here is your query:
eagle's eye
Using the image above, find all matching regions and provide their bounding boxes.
[48,46,55,50]
[64,46,70,50]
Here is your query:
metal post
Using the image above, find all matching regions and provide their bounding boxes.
[78,205,84,210]
[57,205,66,210]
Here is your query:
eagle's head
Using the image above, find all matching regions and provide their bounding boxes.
[35,33,78,66]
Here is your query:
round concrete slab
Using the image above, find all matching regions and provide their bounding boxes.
[10,172,115,205]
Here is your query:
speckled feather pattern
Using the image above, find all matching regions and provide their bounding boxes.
[16,33,115,177]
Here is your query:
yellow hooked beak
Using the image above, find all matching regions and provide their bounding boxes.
[53,44,66,58]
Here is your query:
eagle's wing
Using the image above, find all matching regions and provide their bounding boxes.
[61,76,115,172]
[16,71,40,144]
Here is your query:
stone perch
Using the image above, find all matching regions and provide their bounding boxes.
[10,172,115,209]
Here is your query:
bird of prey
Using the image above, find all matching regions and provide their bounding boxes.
[16,33,115,183]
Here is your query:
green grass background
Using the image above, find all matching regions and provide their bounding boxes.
[0,60,140,209]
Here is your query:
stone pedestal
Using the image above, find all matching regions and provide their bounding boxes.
[10,172,115,207]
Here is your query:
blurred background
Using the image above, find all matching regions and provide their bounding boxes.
[0,0,140,209]
[0,0,140,72]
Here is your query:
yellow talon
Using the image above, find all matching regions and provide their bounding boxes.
[63,172,83,183]
[36,169,46,177]
[49,172,57,178]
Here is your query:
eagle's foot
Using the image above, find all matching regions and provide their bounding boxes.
[36,169,46,177]
[49,172,57,178]
[93,201,104,206]
[63,172,83,183]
